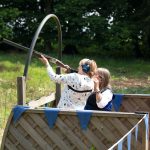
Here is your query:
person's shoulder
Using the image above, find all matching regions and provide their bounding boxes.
[66,72,79,79]
[69,72,78,76]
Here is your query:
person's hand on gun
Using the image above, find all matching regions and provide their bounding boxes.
[39,55,49,67]
[63,65,71,73]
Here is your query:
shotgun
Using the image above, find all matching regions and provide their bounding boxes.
[0,38,77,72]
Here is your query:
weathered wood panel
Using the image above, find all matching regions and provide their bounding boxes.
[120,94,150,112]
[1,108,148,150]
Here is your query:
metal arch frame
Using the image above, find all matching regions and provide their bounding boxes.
[23,14,62,78]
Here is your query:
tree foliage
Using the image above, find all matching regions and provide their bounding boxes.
[0,0,149,58]
[0,7,20,39]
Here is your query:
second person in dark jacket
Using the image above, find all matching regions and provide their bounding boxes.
[84,68,113,111]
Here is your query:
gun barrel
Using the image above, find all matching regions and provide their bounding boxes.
[1,38,29,52]
[0,38,68,69]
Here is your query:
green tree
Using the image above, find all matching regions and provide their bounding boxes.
[129,0,150,58]
[0,0,55,51]
[0,0,149,58]
[0,7,20,39]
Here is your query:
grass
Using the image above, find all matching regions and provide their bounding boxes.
[0,51,150,143]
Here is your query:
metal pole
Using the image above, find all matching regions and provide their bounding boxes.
[23,14,62,77]
[23,14,62,103]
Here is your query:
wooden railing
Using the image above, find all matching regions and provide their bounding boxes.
[26,93,150,112]
[108,113,149,150]
[1,108,149,149]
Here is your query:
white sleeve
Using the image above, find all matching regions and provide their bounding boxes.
[46,64,74,85]
[96,89,113,108]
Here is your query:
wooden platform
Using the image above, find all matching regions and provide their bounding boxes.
[1,107,149,150]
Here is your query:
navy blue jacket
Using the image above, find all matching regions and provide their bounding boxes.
[84,92,112,111]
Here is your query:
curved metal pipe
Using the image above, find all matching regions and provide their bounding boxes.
[23,14,62,78]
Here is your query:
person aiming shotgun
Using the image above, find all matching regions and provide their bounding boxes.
[40,55,97,110]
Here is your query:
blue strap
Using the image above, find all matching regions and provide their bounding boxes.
[44,108,59,128]
[13,105,30,123]
[113,94,124,111]
[76,110,92,130]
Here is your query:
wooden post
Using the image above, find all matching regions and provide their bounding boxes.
[17,76,26,105]
[55,67,61,106]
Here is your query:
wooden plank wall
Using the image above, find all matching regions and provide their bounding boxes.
[116,94,150,146]
[119,94,150,112]
[1,109,147,150]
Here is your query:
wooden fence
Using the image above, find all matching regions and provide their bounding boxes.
[1,107,149,150]
[117,94,150,112]
[27,93,150,112]
[0,93,150,149]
